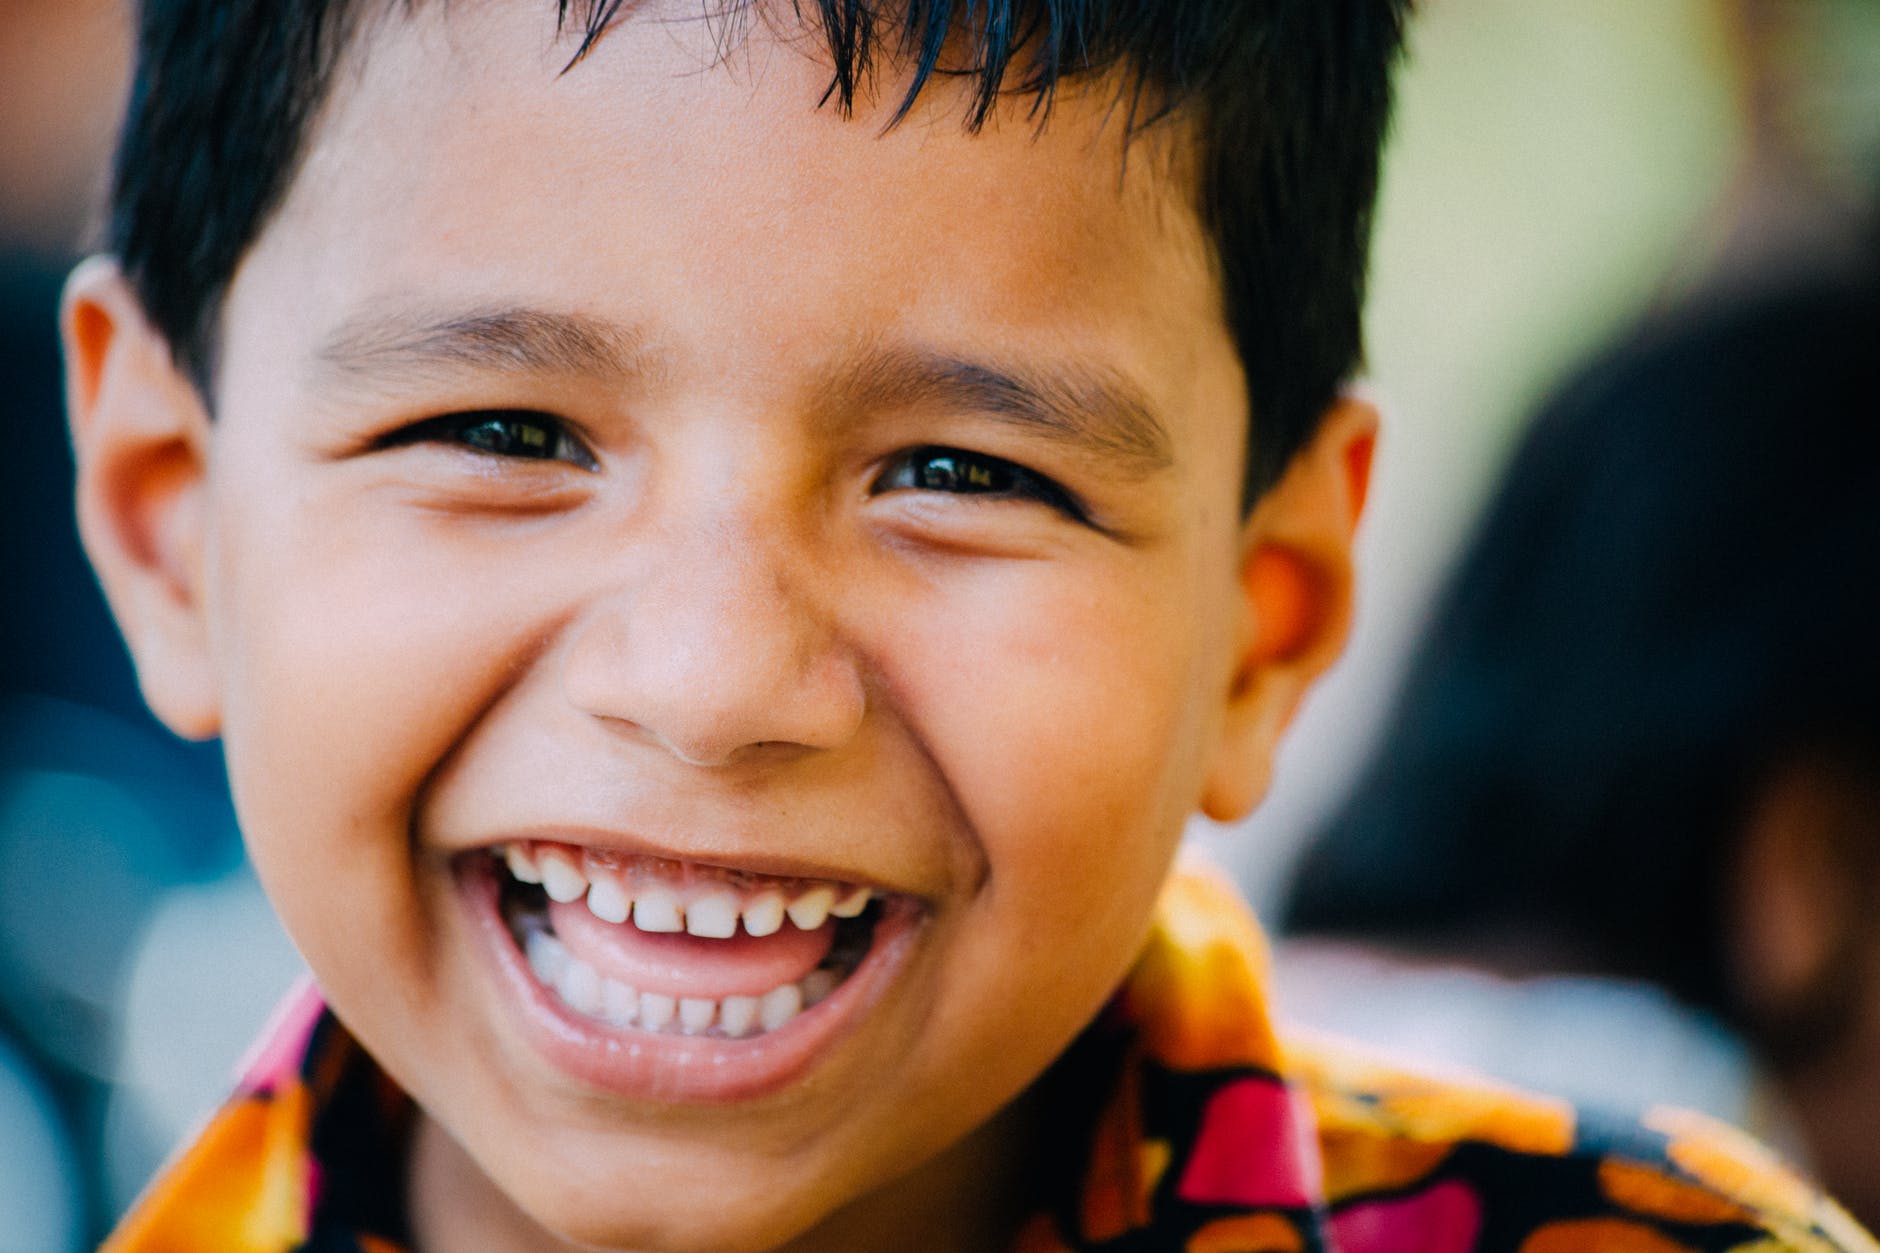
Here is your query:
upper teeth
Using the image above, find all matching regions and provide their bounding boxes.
[585,877,631,924]
[631,885,684,933]
[539,850,587,903]
[742,890,786,938]
[500,843,872,939]
[685,891,741,939]
[785,885,835,931]
[506,844,546,886]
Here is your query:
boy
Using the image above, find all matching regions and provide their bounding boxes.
[62,1,1875,1250]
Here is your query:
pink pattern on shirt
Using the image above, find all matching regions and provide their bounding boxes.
[234,975,325,1093]
[1176,1075,1324,1208]
[1328,1179,1483,1253]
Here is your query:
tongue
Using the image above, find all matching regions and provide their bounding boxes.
[547,899,836,1000]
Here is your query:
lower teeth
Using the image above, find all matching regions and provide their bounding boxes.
[515,915,853,1039]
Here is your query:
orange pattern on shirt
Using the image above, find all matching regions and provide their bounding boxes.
[1123,859,1284,1073]
[102,1082,311,1253]
[1186,1212,1306,1253]
[1518,1218,1698,1253]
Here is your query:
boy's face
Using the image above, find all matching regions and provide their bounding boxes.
[68,4,1369,1249]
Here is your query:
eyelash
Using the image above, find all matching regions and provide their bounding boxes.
[377,410,598,470]
[872,446,1088,522]
[376,421,1082,522]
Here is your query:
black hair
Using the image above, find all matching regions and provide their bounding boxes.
[1283,251,1880,1025]
[106,0,1409,508]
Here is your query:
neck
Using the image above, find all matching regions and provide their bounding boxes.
[779,1086,1048,1253]
[1770,984,1880,1235]
[408,1117,588,1253]
[408,1085,1050,1253]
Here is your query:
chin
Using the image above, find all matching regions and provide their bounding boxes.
[510,1166,844,1253]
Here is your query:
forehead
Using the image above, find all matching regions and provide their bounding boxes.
[230,1,1239,453]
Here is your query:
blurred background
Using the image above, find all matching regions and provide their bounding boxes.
[2,4,306,1249]
[2,0,1877,1249]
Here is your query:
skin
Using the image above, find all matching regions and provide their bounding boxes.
[64,4,1374,1250]
[1729,752,1880,1233]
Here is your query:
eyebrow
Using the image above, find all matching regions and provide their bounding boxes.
[314,306,666,388]
[834,346,1174,478]
[312,305,1173,476]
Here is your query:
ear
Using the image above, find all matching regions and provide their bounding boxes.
[1198,394,1377,822]
[1726,752,1875,1050]
[61,257,222,740]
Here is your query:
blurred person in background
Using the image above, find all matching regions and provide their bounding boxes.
[1279,0,1880,1226]
[1282,246,1880,1230]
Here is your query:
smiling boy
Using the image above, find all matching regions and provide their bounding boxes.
[62,2,1877,1252]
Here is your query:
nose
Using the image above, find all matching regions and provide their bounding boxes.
[559,512,867,767]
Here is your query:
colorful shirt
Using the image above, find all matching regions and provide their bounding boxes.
[105,861,1877,1253]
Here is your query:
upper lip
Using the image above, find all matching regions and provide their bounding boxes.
[462,824,924,900]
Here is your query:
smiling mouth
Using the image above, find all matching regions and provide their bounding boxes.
[490,841,884,1041]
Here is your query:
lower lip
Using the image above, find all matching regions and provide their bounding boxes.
[457,856,923,1103]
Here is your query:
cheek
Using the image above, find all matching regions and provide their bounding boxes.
[886,554,1223,944]
[205,484,562,958]
[854,569,1213,1161]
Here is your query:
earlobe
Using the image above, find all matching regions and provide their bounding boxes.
[1727,753,1874,1057]
[61,258,223,740]
[1198,395,1378,823]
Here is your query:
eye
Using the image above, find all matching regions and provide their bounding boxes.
[378,409,598,470]
[872,446,1087,521]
